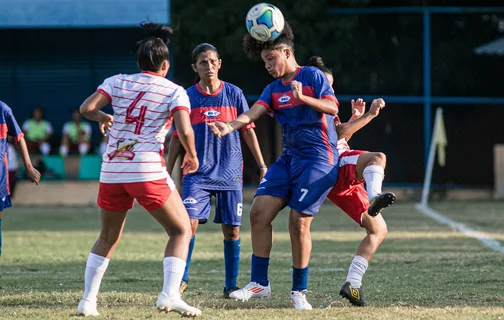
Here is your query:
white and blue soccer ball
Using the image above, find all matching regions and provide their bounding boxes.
[246,3,285,42]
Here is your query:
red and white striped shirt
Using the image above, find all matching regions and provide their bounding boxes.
[337,138,351,155]
[97,71,190,183]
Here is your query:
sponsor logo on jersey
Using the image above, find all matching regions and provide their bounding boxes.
[108,139,137,160]
[204,109,221,118]
[278,95,291,104]
[183,196,198,205]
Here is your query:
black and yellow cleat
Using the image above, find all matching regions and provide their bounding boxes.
[340,282,367,307]
[368,192,396,217]
[223,286,240,299]
[179,280,188,295]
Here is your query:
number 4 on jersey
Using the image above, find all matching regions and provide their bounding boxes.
[126,91,147,134]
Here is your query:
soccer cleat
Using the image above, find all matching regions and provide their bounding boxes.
[77,298,100,317]
[223,286,240,299]
[156,292,201,317]
[368,192,396,217]
[290,290,313,310]
[228,282,271,301]
[179,280,188,295]
[340,282,367,307]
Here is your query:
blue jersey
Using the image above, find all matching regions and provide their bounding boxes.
[256,66,339,165]
[0,101,23,198]
[174,81,254,190]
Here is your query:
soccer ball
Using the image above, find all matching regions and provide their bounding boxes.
[246,3,285,42]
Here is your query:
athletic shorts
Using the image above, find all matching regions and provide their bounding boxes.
[0,195,12,211]
[97,177,175,212]
[256,153,339,216]
[327,150,369,226]
[182,185,243,226]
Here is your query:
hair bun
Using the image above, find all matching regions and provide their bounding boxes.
[308,56,325,68]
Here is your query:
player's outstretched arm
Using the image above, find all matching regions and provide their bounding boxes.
[291,80,338,116]
[79,92,113,136]
[208,104,268,137]
[166,134,185,176]
[16,137,40,185]
[172,109,198,175]
[336,98,385,142]
[241,128,268,180]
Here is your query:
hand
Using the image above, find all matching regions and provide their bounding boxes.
[369,98,385,117]
[26,166,41,185]
[259,167,267,180]
[350,98,366,121]
[99,113,114,136]
[181,153,199,175]
[291,80,304,100]
[207,121,231,138]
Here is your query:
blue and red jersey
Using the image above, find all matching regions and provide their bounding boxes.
[1,101,24,198]
[256,66,339,164]
[174,81,254,190]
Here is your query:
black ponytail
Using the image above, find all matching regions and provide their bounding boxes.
[308,56,332,75]
[137,22,174,72]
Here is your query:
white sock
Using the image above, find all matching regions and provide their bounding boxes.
[79,143,90,155]
[362,165,384,201]
[346,255,369,288]
[162,256,186,297]
[40,142,51,155]
[82,253,110,303]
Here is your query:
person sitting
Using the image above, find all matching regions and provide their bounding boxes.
[22,106,53,155]
[59,109,92,157]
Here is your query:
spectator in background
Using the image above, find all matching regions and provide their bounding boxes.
[22,106,53,155]
[60,109,92,157]
[7,137,19,199]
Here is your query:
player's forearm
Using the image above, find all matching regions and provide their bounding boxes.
[177,129,197,158]
[336,113,375,141]
[242,128,266,167]
[167,135,184,175]
[16,137,34,169]
[228,104,267,131]
[80,110,108,122]
[300,96,338,116]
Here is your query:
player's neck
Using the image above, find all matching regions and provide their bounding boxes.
[282,65,300,82]
[198,79,221,94]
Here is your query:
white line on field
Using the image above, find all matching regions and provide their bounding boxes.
[415,204,504,254]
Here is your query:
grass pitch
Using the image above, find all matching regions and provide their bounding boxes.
[1,201,503,319]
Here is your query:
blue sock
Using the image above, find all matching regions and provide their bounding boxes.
[250,254,269,286]
[292,266,308,292]
[0,218,2,257]
[224,238,240,290]
[182,236,195,283]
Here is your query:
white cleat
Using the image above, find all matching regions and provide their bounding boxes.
[228,282,271,301]
[290,290,313,310]
[77,298,100,317]
[156,292,201,317]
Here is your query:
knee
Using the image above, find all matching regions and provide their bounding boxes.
[372,152,387,167]
[223,226,240,240]
[289,217,310,238]
[250,207,266,228]
[366,220,388,240]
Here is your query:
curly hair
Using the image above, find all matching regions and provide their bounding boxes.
[242,21,295,58]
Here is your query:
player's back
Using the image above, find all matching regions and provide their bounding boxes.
[182,81,250,190]
[257,67,339,164]
[97,72,189,183]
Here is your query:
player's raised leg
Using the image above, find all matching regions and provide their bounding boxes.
[77,207,128,317]
[148,187,201,317]
[355,152,395,216]
[229,195,286,301]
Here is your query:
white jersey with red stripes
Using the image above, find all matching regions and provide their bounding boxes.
[97,71,190,183]
[336,138,351,156]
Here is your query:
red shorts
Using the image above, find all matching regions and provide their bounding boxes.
[97,177,175,212]
[327,150,369,227]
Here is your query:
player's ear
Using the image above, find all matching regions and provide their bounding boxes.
[218,59,222,69]
[191,64,198,73]
[162,60,170,71]
[284,48,291,59]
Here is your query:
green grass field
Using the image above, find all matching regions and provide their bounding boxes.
[1,201,504,319]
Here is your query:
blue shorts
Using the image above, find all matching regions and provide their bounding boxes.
[0,195,12,211]
[255,153,339,216]
[182,185,243,226]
